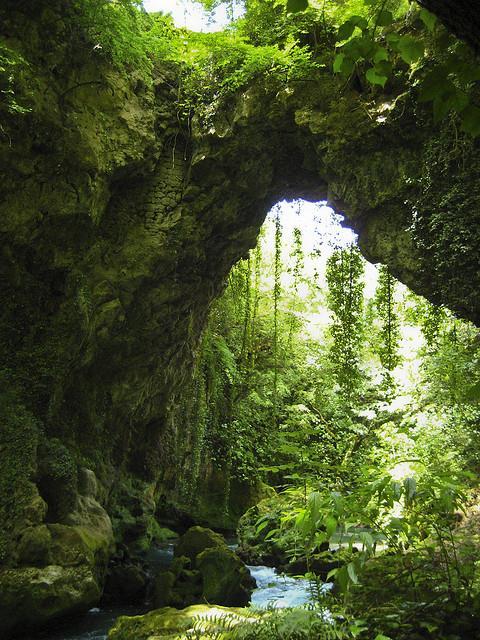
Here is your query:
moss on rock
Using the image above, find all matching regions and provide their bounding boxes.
[174,527,227,566]
[0,564,102,637]
[197,547,256,607]
[108,604,259,640]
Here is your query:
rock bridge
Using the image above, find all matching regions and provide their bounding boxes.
[0,1,479,635]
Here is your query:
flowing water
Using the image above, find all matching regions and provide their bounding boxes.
[249,565,313,609]
[27,543,322,640]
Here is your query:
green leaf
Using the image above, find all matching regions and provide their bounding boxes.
[347,562,358,584]
[336,565,349,592]
[432,89,468,122]
[350,624,368,637]
[376,9,393,27]
[366,67,388,88]
[264,528,279,541]
[359,531,374,550]
[419,8,437,32]
[334,53,355,76]
[397,35,425,64]
[326,568,338,580]
[338,21,356,41]
[374,635,392,640]
[348,15,369,31]
[386,33,400,46]
[256,520,271,535]
[334,53,346,73]
[418,68,449,102]
[338,15,368,41]
[466,380,480,401]
[373,46,389,63]
[325,515,337,538]
[403,476,417,501]
[376,59,392,76]
[342,34,376,61]
[286,0,308,13]
[457,62,480,85]
[461,105,480,137]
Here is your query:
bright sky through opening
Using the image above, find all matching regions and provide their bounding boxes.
[142,0,242,31]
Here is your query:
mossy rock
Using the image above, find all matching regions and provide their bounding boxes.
[0,564,102,638]
[197,547,256,607]
[17,525,52,567]
[108,604,259,640]
[153,570,177,608]
[104,563,148,603]
[153,525,178,543]
[174,526,227,566]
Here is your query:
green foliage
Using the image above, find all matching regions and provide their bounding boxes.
[70,0,154,72]
[373,266,401,388]
[230,605,355,639]
[326,246,365,398]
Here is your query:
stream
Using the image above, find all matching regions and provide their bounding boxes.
[32,543,317,640]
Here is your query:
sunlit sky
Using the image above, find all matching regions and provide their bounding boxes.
[142,0,241,31]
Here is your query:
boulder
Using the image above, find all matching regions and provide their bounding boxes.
[197,547,256,607]
[108,604,259,640]
[0,468,114,637]
[153,570,177,608]
[153,564,203,609]
[103,563,149,603]
[174,526,227,565]
[0,565,101,636]
[17,525,52,567]
[154,530,255,609]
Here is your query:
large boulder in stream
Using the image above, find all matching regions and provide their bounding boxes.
[197,547,256,607]
[174,526,227,564]
[154,527,255,608]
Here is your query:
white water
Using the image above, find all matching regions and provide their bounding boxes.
[248,565,314,609]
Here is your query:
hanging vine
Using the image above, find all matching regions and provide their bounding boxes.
[287,226,305,349]
[374,265,401,389]
[273,209,283,421]
[325,244,365,399]
[249,235,263,371]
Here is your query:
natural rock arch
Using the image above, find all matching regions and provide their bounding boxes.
[1,3,480,635]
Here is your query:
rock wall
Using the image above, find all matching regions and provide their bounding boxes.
[1,3,480,635]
